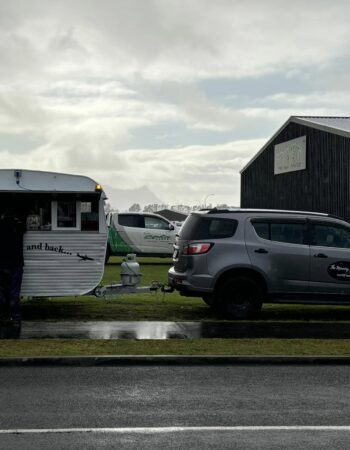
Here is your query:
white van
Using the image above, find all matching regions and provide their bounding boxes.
[106,212,179,260]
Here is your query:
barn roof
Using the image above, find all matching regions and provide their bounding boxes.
[240,116,350,173]
[157,209,188,222]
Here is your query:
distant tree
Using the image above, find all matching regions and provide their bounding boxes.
[129,203,141,212]
[143,204,168,212]
[143,204,154,212]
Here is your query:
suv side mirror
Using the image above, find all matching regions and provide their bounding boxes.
[169,224,175,231]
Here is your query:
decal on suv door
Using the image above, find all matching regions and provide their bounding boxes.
[328,262,350,280]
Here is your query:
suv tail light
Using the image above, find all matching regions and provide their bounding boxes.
[182,243,213,255]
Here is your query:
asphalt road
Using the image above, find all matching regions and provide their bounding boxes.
[1,365,350,449]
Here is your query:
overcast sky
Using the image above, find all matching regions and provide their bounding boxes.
[1,0,350,206]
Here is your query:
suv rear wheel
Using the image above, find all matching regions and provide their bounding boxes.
[202,294,223,312]
[214,276,263,319]
[202,294,214,307]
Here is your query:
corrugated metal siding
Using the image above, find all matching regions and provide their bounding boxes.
[295,117,350,133]
[241,122,350,221]
[21,232,107,296]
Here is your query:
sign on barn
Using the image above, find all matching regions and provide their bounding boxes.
[274,136,306,175]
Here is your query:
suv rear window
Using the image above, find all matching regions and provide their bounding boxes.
[179,214,238,240]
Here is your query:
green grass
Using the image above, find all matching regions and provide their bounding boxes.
[2,256,350,358]
[21,256,211,321]
[21,296,211,321]
[1,339,350,357]
[20,256,350,322]
[21,295,350,322]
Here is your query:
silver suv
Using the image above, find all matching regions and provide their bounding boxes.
[168,209,350,319]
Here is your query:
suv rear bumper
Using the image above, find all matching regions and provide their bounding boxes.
[168,266,213,297]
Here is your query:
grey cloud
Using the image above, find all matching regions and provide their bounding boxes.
[102,139,263,204]
[42,80,136,98]
[0,137,263,205]
[0,134,45,154]
[64,147,128,172]
[0,1,350,205]
[48,27,89,55]
[0,91,51,133]
[2,0,349,82]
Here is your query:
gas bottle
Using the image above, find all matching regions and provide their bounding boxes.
[120,254,141,286]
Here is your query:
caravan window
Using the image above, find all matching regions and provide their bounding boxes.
[52,201,81,230]
[0,193,100,233]
[81,199,99,231]
[25,198,52,231]
[57,201,77,228]
[51,197,99,231]
[0,193,52,231]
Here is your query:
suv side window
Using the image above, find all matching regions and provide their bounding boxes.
[271,223,305,245]
[252,222,269,240]
[252,221,306,245]
[311,223,350,248]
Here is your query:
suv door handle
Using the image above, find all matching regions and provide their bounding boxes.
[254,248,268,254]
[314,253,328,258]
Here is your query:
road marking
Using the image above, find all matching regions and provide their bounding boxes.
[1,426,350,434]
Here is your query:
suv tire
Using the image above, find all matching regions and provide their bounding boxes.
[214,276,263,319]
[202,294,214,307]
[202,295,221,312]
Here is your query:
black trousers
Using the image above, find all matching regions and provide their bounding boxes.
[0,267,23,320]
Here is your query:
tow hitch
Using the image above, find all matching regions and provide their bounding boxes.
[161,284,174,293]
[93,280,165,298]
[93,253,174,298]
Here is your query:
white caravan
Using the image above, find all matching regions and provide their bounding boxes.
[0,169,107,297]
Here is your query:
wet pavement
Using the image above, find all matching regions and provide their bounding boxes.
[1,320,350,340]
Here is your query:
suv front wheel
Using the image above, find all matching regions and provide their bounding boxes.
[214,276,263,319]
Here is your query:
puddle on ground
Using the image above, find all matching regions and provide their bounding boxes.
[1,321,350,340]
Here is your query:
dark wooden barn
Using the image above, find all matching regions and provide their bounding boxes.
[240,116,350,222]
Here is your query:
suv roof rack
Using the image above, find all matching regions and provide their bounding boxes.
[200,208,331,217]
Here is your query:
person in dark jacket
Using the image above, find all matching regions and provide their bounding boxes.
[0,209,26,323]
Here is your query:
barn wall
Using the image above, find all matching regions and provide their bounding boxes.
[241,122,350,221]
